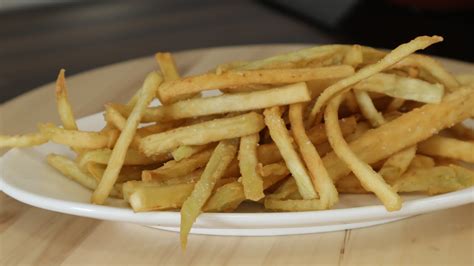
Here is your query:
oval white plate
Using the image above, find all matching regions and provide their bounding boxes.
[1,111,473,236]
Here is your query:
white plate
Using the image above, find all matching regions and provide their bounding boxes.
[1,111,473,236]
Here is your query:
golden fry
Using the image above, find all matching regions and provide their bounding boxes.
[55,69,78,130]
[39,123,118,149]
[0,133,48,148]
[238,133,265,201]
[418,135,474,163]
[92,72,162,204]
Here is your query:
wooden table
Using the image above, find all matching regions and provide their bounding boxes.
[1,45,473,265]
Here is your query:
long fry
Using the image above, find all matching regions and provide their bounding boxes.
[159,66,354,103]
[264,106,317,199]
[325,94,401,211]
[307,35,443,126]
[92,72,161,204]
[140,112,265,156]
[289,103,338,207]
[116,82,312,123]
[180,139,239,248]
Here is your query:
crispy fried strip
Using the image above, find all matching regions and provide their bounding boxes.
[55,69,78,130]
[77,148,162,169]
[171,144,214,161]
[92,72,161,204]
[142,149,213,182]
[307,35,443,126]
[264,106,317,199]
[353,90,386,127]
[418,135,474,163]
[155,52,180,81]
[289,103,338,207]
[238,133,265,201]
[38,123,118,149]
[47,154,122,198]
[394,54,460,91]
[378,146,417,184]
[0,133,48,148]
[180,139,239,248]
[325,94,401,211]
[159,66,354,103]
[140,112,265,156]
[117,83,311,122]
[323,88,474,182]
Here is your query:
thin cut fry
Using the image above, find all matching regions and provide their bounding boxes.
[354,90,386,127]
[171,144,213,161]
[325,94,401,211]
[0,133,48,148]
[308,35,443,126]
[289,103,338,207]
[55,69,78,130]
[129,183,195,211]
[38,123,118,149]
[264,106,317,199]
[77,148,160,169]
[343,45,363,67]
[393,164,474,194]
[394,54,460,91]
[47,154,122,198]
[140,112,265,156]
[378,145,417,184]
[180,139,239,248]
[418,135,474,163]
[238,133,264,201]
[142,149,213,182]
[158,66,354,103]
[155,52,180,81]
[264,198,326,211]
[354,73,444,104]
[118,83,312,122]
[87,163,143,183]
[323,88,474,182]
[92,72,161,204]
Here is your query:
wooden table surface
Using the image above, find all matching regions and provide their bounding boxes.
[1,45,473,265]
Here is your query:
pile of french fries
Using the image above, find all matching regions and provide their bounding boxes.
[1,36,474,248]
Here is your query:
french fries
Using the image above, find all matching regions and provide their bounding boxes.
[418,135,474,163]
[238,133,265,201]
[158,66,354,103]
[2,36,473,247]
[307,35,443,126]
[140,112,265,156]
[92,72,162,204]
[264,106,317,199]
[180,139,239,248]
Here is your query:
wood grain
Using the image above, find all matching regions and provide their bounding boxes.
[0,44,473,265]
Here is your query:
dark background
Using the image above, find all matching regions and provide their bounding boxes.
[1,0,473,103]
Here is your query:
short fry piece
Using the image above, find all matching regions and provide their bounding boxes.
[264,198,326,211]
[172,144,213,161]
[129,183,195,211]
[155,52,180,81]
[47,154,121,198]
[354,90,386,127]
[378,146,417,183]
[0,133,48,148]
[92,72,161,204]
[140,112,265,156]
[159,66,354,103]
[77,148,160,169]
[238,133,265,201]
[180,139,239,248]
[325,94,401,211]
[289,103,338,207]
[55,69,78,130]
[264,106,317,199]
[418,135,474,163]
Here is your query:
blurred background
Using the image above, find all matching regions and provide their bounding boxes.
[1,0,473,103]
